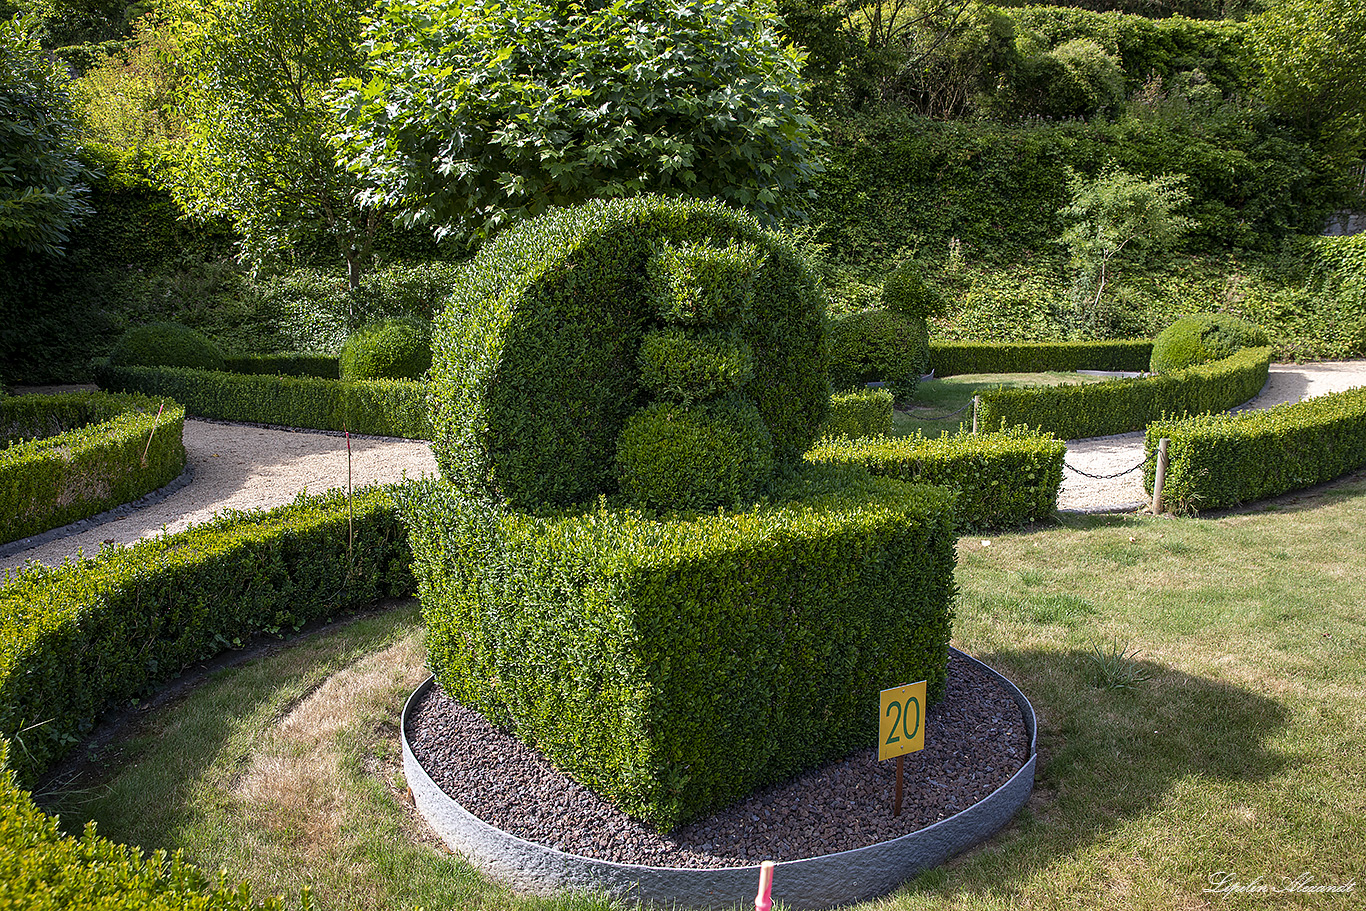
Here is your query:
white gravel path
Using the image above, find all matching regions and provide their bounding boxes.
[7,359,1366,575]
[1059,361,1366,512]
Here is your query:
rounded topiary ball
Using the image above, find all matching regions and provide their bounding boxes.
[1150,313,1270,374]
[827,309,929,405]
[615,398,775,511]
[109,322,226,371]
[340,317,432,380]
[881,264,944,319]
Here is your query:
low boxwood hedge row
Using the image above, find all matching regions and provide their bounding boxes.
[94,363,431,439]
[222,353,340,379]
[0,743,285,909]
[819,388,894,440]
[0,485,413,785]
[929,339,1152,377]
[403,466,957,832]
[1145,386,1366,514]
[806,426,1066,529]
[2,392,187,546]
[977,347,1273,441]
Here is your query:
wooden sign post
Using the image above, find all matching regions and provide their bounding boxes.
[879,681,927,817]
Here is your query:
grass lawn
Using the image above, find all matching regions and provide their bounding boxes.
[39,474,1366,911]
[894,373,1113,438]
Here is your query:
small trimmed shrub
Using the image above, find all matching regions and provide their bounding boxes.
[0,485,412,784]
[109,321,225,371]
[1146,387,1366,514]
[820,388,894,440]
[616,398,774,511]
[402,466,957,831]
[929,340,1152,377]
[828,309,929,404]
[340,317,432,380]
[979,346,1272,441]
[882,263,944,318]
[638,329,754,404]
[807,426,1066,529]
[1,392,186,544]
[95,363,431,439]
[430,196,827,510]
[1150,313,1271,374]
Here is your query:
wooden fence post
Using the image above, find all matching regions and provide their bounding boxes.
[1151,437,1169,515]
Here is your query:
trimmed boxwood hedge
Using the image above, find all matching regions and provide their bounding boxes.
[820,388,894,440]
[0,485,412,784]
[1,392,186,545]
[223,353,340,379]
[429,195,827,510]
[402,466,957,832]
[1145,386,1366,514]
[94,363,430,439]
[977,347,1272,441]
[928,339,1152,377]
[806,427,1066,529]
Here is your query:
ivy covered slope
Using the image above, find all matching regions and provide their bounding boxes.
[410,195,958,832]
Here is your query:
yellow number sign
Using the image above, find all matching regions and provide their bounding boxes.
[878,681,926,761]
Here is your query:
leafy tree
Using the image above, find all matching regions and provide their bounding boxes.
[0,13,95,256]
[1254,0,1366,170]
[332,0,822,244]
[1058,165,1193,336]
[168,0,377,287]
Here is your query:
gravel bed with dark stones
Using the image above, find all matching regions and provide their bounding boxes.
[407,652,1028,868]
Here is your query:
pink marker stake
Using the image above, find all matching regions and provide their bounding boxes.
[755,860,775,911]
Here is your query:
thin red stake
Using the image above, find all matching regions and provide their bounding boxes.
[755,860,774,911]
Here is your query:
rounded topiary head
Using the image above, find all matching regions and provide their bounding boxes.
[827,309,929,404]
[429,195,827,510]
[881,264,944,319]
[340,317,433,380]
[109,322,225,371]
[1150,313,1270,374]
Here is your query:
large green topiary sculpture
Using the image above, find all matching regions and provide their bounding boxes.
[1150,313,1270,374]
[429,195,828,510]
[109,321,225,372]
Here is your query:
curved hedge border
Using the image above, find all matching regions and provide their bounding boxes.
[929,340,1152,377]
[0,485,412,784]
[1145,385,1366,514]
[977,347,1272,441]
[806,427,1065,529]
[95,363,430,439]
[2,392,187,546]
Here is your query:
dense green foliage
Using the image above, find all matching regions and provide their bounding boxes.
[929,339,1153,376]
[403,467,957,831]
[0,485,412,783]
[881,262,945,318]
[827,309,929,403]
[332,0,821,243]
[1,391,185,544]
[979,345,1272,439]
[637,329,754,404]
[1149,312,1270,373]
[109,321,225,371]
[820,387,894,439]
[616,398,775,511]
[222,352,339,379]
[806,426,1066,529]
[0,14,94,256]
[339,317,431,381]
[1146,385,1366,513]
[428,196,826,511]
[95,363,430,438]
[169,0,378,286]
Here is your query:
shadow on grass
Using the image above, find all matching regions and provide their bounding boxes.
[901,645,1291,898]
